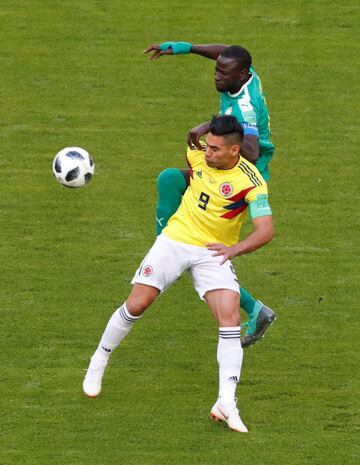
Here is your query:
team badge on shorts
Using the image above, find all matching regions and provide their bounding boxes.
[142,265,153,277]
[220,182,233,198]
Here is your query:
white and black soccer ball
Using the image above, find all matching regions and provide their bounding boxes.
[52,147,95,188]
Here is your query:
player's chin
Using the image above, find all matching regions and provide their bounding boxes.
[205,159,216,168]
[215,82,227,92]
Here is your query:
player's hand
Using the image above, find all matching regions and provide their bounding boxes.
[143,44,174,60]
[187,126,206,150]
[206,243,238,265]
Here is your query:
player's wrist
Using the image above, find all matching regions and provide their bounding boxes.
[233,242,243,257]
[160,41,192,54]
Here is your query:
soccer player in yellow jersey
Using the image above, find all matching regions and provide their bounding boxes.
[83,116,273,433]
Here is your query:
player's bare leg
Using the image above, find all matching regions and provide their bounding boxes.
[205,289,248,432]
[83,284,159,397]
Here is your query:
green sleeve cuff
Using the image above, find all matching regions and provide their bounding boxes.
[249,194,272,219]
[160,41,192,54]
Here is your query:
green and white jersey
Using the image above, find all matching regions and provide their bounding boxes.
[219,66,275,180]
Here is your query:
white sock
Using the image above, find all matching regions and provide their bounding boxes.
[217,326,243,404]
[94,303,141,360]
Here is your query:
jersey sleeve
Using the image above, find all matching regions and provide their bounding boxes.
[246,185,272,218]
[222,93,260,137]
[238,158,266,196]
[237,96,259,137]
[245,183,268,203]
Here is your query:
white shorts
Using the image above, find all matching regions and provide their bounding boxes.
[131,233,240,300]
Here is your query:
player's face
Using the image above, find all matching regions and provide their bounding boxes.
[205,133,240,170]
[215,56,247,93]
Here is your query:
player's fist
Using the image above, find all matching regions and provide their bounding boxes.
[187,122,211,150]
[143,44,174,60]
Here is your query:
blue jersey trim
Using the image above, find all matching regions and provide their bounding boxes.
[241,122,259,137]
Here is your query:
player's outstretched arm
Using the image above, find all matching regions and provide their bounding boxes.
[144,42,228,61]
[190,44,228,60]
[207,215,273,265]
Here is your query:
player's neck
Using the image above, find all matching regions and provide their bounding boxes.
[229,74,251,94]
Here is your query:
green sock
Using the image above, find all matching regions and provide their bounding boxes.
[156,168,187,235]
[240,287,262,317]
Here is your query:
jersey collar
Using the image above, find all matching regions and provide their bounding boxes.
[227,73,253,98]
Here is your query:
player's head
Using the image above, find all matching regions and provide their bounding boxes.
[205,115,244,169]
[215,46,252,93]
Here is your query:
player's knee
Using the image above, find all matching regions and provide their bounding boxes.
[218,308,240,327]
[126,297,151,316]
[157,168,186,195]
[126,285,159,316]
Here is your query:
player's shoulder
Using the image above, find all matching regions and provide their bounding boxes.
[248,67,266,99]
[250,65,258,77]
[237,157,267,188]
[186,145,206,167]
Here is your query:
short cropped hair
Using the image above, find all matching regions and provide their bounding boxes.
[221,45,252,70]
[209,115,244,144]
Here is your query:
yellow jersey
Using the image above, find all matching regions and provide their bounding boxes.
[163,148,268,247]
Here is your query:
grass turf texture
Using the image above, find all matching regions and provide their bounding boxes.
[0,1,359,464]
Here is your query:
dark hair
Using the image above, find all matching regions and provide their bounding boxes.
[209,115,244,140]
[221,45,252,70]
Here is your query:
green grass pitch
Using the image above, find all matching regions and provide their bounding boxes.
[0,1,359,464]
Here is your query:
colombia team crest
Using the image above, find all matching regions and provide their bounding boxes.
[219,182,233,198]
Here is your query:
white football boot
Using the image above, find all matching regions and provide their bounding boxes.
[210,398,248,433]
[83,354,108,397]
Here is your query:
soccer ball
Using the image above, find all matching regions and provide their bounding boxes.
[52,147,95,188]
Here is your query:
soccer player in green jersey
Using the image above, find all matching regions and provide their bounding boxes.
[144,42,276,347]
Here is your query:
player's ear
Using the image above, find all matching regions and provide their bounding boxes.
[230,144,241,157]
[239,68,248,79]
